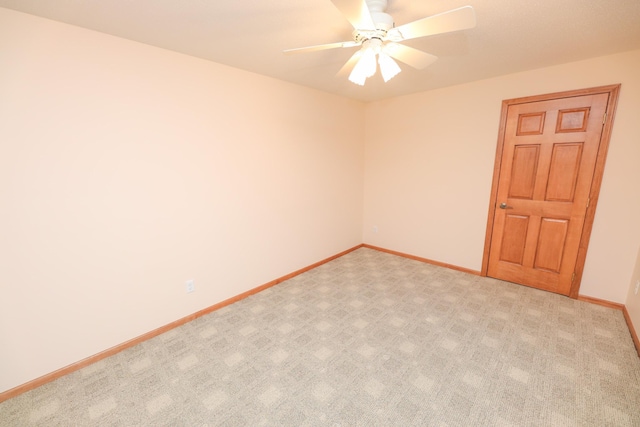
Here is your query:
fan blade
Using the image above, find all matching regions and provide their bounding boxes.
[383,43,437,69]
[391,6,476,41]
[337,50,363,77]
[283,41,359,55]
[330,0,376,30]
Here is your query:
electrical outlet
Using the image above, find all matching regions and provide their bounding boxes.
[186,279,195,293]
[373,225,378,233]
[635,280,640,295]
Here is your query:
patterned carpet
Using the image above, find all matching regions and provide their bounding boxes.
[2,247,640,426]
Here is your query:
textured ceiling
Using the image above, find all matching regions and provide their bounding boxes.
[1,0,639,102]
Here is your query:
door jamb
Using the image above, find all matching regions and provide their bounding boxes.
[480,84,621,298]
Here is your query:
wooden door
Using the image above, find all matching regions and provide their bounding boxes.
[484,86,619,296]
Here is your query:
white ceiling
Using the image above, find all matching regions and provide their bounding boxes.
[1,0,640,102]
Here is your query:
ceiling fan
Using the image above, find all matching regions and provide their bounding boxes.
[284,0,476,85]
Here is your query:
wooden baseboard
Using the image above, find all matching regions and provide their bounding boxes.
[578,295,639,359]
[577,294,625,310]
[0,244,364,403]
[362,244,481,276]
[623,306,640,358]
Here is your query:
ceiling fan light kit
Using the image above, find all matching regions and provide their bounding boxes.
[348,38,401,85]
[284,0,476,86]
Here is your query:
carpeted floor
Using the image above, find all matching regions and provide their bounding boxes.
[2,247,640,426]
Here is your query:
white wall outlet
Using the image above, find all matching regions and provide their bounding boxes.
[635,279,640,295]
[372,225,378,233]
[186,279,195,293]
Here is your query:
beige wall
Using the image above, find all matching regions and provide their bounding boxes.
[0,9,364,393]
[363,49,640,305]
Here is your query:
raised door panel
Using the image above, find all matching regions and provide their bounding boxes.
[545,143,583,202]
[556,108,590,133]
[508,145,540,199]
[534,218,569,273]
[499,215,529,265]
[517,112,546,135]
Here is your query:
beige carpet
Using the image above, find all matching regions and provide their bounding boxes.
[2,247,640,426]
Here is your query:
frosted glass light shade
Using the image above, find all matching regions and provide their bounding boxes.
[348,46,377,86]
[378,52,401,82]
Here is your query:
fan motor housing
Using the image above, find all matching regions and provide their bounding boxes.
[353,28,388,43]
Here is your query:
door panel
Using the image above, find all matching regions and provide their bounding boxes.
[545,143,582,202]
[499,214,529,264]
[487,91,611,295]
[534,218,568,273]
[517,112,545,135]
[509,145,539,199]
[556,108,589,132]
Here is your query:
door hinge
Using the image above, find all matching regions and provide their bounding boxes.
[571,272,576,283]
[602,112,607,125]
[587,197,590,208]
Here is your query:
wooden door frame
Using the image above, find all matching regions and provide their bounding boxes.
[481,84,621,298]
